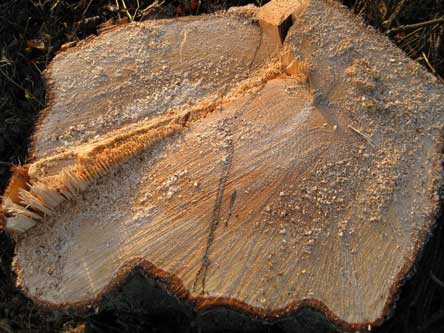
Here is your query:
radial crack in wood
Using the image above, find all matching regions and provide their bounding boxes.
[2,0,444,330]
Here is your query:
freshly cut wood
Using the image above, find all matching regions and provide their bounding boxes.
[2,0,444,330]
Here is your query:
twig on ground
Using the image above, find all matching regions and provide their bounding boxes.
[383,0,407,29]
[388,17,444,34]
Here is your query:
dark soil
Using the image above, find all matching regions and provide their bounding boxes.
[0,0,443,332]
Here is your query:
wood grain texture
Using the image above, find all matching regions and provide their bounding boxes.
[4,0,444,330]
[32,13,265,159]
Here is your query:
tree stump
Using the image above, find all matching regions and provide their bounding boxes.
[2,0,444,330]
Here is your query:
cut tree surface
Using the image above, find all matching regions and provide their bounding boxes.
[2,0,444,330]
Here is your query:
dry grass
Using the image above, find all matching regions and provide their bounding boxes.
[343,0,444,81]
